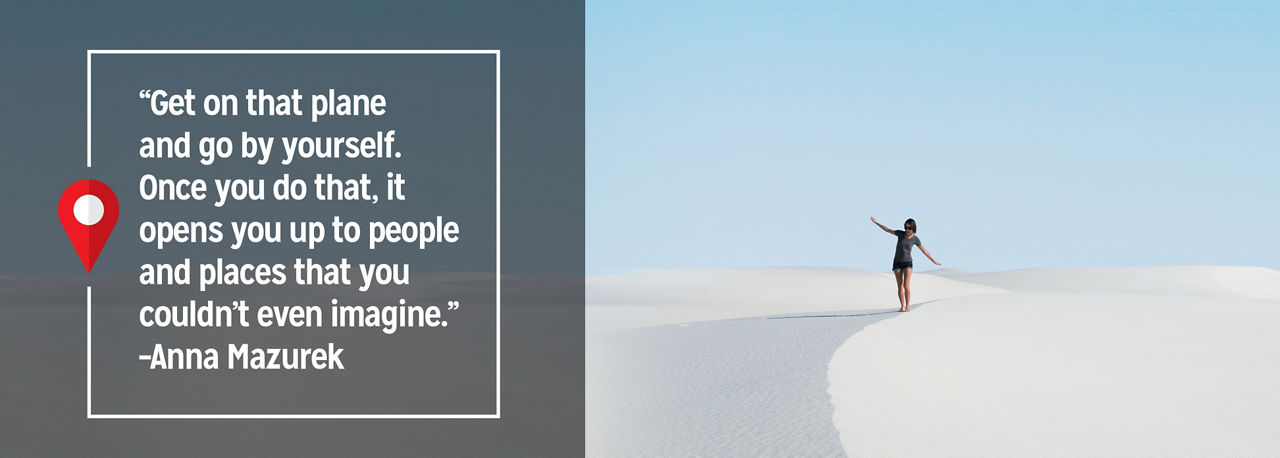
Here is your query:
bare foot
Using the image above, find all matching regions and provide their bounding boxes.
[899,307,906,312]
[904,306,911,312]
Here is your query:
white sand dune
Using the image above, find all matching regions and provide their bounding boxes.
[587,265,1280,456]
[587,267,1005,331]
[931,265,1280,299]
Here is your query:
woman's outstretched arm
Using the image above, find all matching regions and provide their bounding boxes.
[919,245,941,265]
[870,217,895,234]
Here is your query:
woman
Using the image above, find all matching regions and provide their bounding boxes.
[871,217,940,312]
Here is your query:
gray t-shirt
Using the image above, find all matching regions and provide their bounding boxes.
[893,230,922,263]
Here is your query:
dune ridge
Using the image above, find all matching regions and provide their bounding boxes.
[587,265,1280,456]
[828,265,1280,456]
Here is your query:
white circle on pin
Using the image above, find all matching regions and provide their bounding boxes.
[74,194,105,226]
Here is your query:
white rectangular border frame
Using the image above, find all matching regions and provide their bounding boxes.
[86,49,501,419]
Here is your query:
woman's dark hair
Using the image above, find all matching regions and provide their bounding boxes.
[904,218,917,233]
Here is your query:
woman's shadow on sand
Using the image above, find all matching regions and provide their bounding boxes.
[765,299,940,320]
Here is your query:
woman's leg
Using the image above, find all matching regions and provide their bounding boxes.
[903,268,913,311]
[894,269,906,312]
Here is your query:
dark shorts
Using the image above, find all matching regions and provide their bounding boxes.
[892,261,913,271]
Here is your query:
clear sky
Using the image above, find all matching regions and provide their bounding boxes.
[587,0,1280,273]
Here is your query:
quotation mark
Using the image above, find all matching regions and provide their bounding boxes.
[447,301,460,310]
[139,89,153,99]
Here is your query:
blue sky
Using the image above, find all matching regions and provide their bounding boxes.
[587,0,1280,273]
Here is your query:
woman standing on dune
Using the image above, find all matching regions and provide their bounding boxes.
[871,217,940,312]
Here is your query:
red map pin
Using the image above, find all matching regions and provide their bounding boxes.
[58,179,119,273]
